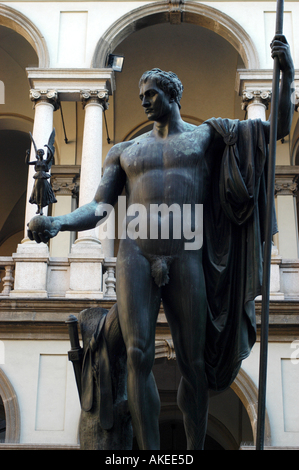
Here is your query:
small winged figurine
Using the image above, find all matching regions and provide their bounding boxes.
[26,129,57,215]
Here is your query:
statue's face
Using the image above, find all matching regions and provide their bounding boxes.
[37,149,44,160]
[139,78,172,122]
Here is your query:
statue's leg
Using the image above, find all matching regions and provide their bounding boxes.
[116,239,161,450]
[162,248,208,450]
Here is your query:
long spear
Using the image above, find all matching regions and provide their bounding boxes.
[256,0,284,451]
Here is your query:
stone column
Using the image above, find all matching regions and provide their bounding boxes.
[241,89,285,299]
[11,90,59,298]
[241,89,271,120]
[66,90,109,299]
[24,89,60,234]
[275,173,299,259]
[77,90,109,243]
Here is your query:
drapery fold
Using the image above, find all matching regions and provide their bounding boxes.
[203,118,276,391]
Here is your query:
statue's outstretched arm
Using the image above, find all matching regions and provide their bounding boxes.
[27,143,127,244]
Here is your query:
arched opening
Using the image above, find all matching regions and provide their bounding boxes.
[0,22,38,255]
[0,368,20,443]
[133,416,229,450]
[140,359,258,450]
[0,130,31,255]
[0,395,5,443]
[92,1,259,70]
[0,4,49,67]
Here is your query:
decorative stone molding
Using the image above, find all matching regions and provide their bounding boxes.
[168,0,184,24]
[29,89,60,111]
[275,175,298,196]
[241,89,272,111]
[51,176,79,197]
[0,264,14,297]
[0,368,21,443]
[155,338,176,361]
[231,368,271,446]
[237,70,299,115]
[50,165,80,198]
[80,90,109,110]
[26,68,115,101]
[103,257,117,299]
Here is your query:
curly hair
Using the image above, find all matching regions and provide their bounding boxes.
[139,68,184,109]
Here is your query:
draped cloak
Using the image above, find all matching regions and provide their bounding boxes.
[203,117,277,391]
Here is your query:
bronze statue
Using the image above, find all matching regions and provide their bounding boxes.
[28,36,294,450]
[26,129,57,215]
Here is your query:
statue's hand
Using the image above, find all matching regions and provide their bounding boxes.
[271,34,294,74]
[27,216,61,244]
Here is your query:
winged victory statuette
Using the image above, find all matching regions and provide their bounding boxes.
[26,129,57,215]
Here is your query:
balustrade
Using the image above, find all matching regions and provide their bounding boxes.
[0,254,298,300]
[0,258,14,296]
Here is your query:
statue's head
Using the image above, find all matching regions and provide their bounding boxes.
[37,149,45,160]
[139,68,184,109]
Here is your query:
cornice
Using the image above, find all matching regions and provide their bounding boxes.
[26,68,116,100]
[0,298,299,342]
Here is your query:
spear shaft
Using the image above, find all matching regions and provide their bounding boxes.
[256,0,284,451]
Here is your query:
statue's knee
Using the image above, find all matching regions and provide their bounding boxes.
[126,345,153,375]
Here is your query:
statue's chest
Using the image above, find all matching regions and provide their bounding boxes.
[121,135,201,177]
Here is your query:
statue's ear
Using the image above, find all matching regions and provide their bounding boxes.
[169,89,177,104]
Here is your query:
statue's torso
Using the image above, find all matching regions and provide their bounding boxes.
[119,123,213,255]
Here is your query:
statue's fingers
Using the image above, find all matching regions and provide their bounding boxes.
[271,34,287,45]
[27,229,34,241]
[271,44,287,59]
[271,42,287,53]
[32,231,41,244]
[38,231,50,244]
[43,230,52,241]
[274,34,287,43]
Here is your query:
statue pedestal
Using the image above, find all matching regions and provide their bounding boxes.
[10,240,49,298]
[66,238,104,299]
[269,252,285,300]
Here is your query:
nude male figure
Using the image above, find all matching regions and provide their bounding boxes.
[28,36,294,449]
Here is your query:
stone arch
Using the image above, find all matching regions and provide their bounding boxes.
[231,368,271,446]
[0,114,34,133]
[155,339,271,446]
[92,1,259,70]
[0,4,50,67]
[0,368,21,443]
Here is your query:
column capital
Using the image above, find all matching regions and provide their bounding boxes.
[275,174,298,195]
[51,165,80,198]
[29,89,60,111]
[241,89,272,111]
[80,90,109,110]
[51,176,79,198]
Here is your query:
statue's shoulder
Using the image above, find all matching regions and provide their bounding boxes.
[130,130,153,144]
[187,120,217,141]
[107,140,134,158]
